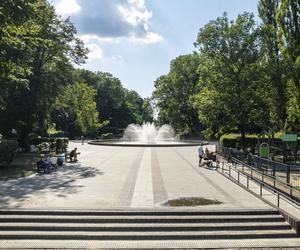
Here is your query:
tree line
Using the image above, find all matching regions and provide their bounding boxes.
[152,0,300,145]
[0,0,153,148]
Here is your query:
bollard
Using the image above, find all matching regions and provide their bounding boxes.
[277,193,280,207]
[247,176,249,188]
[238,171,240,183]
[229,165,231,178]
[222,162,224,174]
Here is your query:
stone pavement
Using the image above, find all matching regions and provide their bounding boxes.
[1,238,300,249]
[0,142,269,210]
[1,142,300,249]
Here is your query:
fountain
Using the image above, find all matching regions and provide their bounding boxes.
[89,122,205,147]
[122,123,175,143]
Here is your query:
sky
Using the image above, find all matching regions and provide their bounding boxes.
[51,0,260,98]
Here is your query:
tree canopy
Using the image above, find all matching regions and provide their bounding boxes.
[152,53,201,134]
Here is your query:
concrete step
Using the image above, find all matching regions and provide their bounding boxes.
[0,208,279,216]
[0,209,297,241]
[0,229,296,240]
[0,214,285,223]
[0,221,291,231]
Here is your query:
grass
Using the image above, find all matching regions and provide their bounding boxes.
[163,197,222,207]
[0,154,40,180]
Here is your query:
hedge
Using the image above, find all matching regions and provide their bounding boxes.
[30,137,68,153]
[219,134,284,148]
[0,139,19,166]
[101,133,113,140]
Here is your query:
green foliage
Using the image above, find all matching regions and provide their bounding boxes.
[219,133,285,148]
[53,82,99,136]
[30,137,68,153]
[193,13,270,144]
[77,69,153,131]
[220,134,258,148]
[276,0,300,132]
[0,139,19,166]
[152,53,201,133]
[0,0,87,148]
[258,0,288,131]
[101,133,113,140]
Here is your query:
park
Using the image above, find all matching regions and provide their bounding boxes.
[0,0,300,249]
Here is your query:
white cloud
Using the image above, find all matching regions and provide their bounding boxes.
[118,0,152,27]
[55,0,162,45]
[132,32,163,44]
[79,34,116,44]
[55,0,81,17]
[86,43,103,60]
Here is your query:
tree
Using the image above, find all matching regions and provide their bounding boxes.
[152,53,201,133]
[53,83,99,136]
[276,0,300,133]
[258,0,288,131]
[0,0,87,147]
[193,13,269,145]
[142,98,154,123]
[77,69,154,133]
[0,0,37,110]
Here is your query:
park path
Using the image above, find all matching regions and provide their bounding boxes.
[0,142,269,210]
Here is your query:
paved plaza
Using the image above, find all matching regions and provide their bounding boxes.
[0,142,269,210]
[1,142,300,249]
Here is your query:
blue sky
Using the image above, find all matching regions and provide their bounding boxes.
[52,0,259,98]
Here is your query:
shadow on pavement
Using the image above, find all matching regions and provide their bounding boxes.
[0,163,104,208]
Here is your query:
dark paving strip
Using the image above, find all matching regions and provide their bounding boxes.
[151,148,168,205]
[115,148,145,207]
[173,148,242,206]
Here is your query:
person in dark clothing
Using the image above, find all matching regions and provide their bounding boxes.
[69,147,79,162]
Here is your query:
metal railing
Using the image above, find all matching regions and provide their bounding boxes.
[218,159,300,210]
[217,145,300,188]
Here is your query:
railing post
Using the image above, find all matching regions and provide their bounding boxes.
[287,165,290,184]
[238,171,240,183]
[260,183,263,196]
[247,176,249,188]
[290,187,293,198]
[277,193,280,207]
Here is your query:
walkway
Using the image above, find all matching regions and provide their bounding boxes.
[0,142,269,210]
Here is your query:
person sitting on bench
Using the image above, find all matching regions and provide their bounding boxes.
[69,147,80,162]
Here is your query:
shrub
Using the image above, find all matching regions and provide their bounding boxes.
[101,133,113,140]
[0,139,19,166]
[37,142,50,153]
[30,137,69,153]
[220,133,284,148]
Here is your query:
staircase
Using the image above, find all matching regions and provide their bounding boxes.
[0,209,297,240]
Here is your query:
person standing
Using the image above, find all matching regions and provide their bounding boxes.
[81,135,84,145]
[198,145,204,166]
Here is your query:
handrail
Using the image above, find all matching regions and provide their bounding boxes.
[230,157,300,194]
[218,159,300,210]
